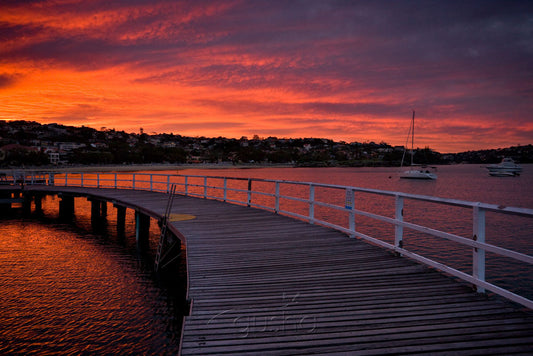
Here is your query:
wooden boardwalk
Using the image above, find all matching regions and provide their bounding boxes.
[17,186,533,354]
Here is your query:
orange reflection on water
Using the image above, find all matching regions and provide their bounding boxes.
[0,196,182,354]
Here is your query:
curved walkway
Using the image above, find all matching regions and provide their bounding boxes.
[20,186,533,355]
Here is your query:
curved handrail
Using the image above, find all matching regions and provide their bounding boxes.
[8,170,533,309]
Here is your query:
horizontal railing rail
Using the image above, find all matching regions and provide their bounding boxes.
[7,170,533,309]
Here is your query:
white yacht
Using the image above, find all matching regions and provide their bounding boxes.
[400,167,438,180]
[486,158,522,177]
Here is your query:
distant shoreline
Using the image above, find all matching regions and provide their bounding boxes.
[5,162,529,174]
[1,162,296,173]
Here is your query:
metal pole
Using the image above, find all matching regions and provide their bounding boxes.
[275,182,280,213]
[204,177,207,198]
[473,204,486,293]
[309,184,315,224]
[247,179,252,207]
[223,178,227,202]
[347,188,355,238]
[395,195,404,249]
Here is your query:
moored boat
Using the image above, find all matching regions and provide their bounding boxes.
[400,167,438,180]
[400,110,437,180]
[486,157,522,176]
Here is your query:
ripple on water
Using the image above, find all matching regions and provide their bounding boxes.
[0,219,182,355]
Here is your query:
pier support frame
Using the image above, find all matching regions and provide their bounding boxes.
[59,195,75,220]
[90,199,108,218]
[89,198,108,232]
[135,211,150,250]
[115,204,127,236]
[0,191,13,213]
[2,192,44,215]
[90,199,105,218]
[34,194,43,214]
[23,193,32,215]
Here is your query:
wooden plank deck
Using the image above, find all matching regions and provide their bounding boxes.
[20,186,533,354]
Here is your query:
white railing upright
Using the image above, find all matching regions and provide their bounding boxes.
[395,195,404,249]
[473,204,486,293]
[309,184,315,224]
[223,178,228,202]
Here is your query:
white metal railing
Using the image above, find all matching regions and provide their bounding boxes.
[7,171,533,309]
[0,171,49,185]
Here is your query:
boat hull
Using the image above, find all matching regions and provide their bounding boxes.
[486,158,522,177]
[487,169,521,177]
[400,169,437,180]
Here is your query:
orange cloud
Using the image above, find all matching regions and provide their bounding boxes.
[1,1,532,153]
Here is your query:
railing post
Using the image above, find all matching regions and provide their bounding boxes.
[223,178,228,202]
[65,173,68,186]
[167,175,170,193]
[395,195,404,249]
[48,172,55,185]
[473,204,486,293]
[96,173,100,188]
[114,173,117,189]
[204,177,208,198]
[275,182,280,214]
[345,188,355,237]
[247,179,252,207]
[132,173,136,190]
[309,184,315,224]
[81,173,84,187]
[185,176,189,196]
[150,174,153,191]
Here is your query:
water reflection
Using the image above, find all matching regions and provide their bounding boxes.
[0,195,187,355]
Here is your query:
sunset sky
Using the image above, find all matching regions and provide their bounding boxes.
[1,1,532,153]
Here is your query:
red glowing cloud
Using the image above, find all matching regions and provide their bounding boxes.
[1,1,532,152]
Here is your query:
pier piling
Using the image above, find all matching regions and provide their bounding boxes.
[59,195,75,220]
[135,211,150,250]
[0,191,12,212]
[115,204,126,236]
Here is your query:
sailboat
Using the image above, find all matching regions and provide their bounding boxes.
[399,110,437,180]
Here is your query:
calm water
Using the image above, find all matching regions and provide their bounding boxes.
[0,197,186,355]
[1,164,532,354]
[173,163,533,207]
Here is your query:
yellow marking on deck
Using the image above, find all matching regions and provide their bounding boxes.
[169,213,196,222]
